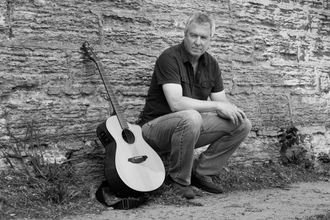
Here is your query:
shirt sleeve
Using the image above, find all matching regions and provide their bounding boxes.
[211,60,224,93]
[155,52,181,85]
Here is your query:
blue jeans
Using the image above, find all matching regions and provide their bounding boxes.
[141,110,252,186]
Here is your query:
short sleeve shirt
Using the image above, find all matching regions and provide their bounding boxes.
[138,42,224,125]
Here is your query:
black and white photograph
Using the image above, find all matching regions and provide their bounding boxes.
[0,0,329,219]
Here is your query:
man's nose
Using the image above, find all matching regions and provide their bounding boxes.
[195,36,202,45]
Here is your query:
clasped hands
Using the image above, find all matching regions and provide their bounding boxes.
[216,102,246,125]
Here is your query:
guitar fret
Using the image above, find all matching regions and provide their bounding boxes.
[93,55,129,131]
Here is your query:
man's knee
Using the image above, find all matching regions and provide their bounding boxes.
[179,110,203,130]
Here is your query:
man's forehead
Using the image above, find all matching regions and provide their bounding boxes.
[187,22,211,35]
[189,21,211,28]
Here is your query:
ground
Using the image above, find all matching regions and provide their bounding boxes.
[59,181,330,220]
[2,160,330,220]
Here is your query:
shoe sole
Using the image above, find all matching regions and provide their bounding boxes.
[191,177,223,194]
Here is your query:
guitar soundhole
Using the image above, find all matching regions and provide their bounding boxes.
[122,129,135,144]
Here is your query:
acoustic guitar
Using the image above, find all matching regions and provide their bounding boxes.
[82,42,165,196]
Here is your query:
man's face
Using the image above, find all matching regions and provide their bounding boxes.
[184,22,211,59]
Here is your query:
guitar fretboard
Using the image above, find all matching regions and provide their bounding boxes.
[94,59,130,131]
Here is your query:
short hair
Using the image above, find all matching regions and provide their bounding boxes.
[184,12,215,37]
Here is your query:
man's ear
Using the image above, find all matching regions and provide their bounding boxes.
[184,29,188,37]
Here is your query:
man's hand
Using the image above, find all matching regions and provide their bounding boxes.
[216,102,246,125]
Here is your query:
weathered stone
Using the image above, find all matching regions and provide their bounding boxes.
[0,0,329,172]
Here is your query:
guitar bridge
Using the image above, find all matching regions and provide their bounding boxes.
[128,155,148,164]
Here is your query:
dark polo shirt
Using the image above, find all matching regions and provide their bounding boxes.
[138,42,224,125]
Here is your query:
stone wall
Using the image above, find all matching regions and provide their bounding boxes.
[0,0,329,167]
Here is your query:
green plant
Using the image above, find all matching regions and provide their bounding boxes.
[278,126,299,163]
[28,162,80,204]
[317,152,330,163]
[2,121,41,176]
[277,126,312,168]
[2,121,81,205]
[305,212,330,220]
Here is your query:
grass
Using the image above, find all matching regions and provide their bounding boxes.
[152,161,329,206]
[305,212,330,220]
[0,160,329,219]
[1,122,329,219]
[0,164,103,220]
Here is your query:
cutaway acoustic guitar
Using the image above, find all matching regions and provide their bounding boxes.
[82,42,165,197]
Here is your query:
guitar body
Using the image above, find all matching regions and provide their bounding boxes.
[82,41,165,197]
[97,115,165,197]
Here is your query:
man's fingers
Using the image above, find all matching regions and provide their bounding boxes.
[233,108,245,124]
[238,109,246,119]
[217,105,246,125]
[236,112,244,124]
[237,109,246,123]
[230,115,237,125]
[232,113,239,125]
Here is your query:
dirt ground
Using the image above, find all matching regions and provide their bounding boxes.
[62,181,330,220]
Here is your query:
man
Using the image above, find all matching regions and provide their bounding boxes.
[138,12,251,199]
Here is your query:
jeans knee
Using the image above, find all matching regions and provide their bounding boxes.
[180,110,202,131]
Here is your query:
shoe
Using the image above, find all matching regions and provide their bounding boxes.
[168,178,195,200]
[191,173,223,194]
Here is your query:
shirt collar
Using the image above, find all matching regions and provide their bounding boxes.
[179,41,207,66]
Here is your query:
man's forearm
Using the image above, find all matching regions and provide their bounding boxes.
[169,96,221,113]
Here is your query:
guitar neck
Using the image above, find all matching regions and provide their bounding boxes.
[94,60,129,130]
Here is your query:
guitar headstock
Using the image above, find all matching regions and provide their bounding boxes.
[81,41,98,63]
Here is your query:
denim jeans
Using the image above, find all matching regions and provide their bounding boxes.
[141,109,252,186]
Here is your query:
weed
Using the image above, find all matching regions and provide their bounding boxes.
[277,126,312,168]
[0,121,94,219]
[306,212,330,220]
[278,126,299,149]
[317,152,330,164]
[1,121,329,219]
